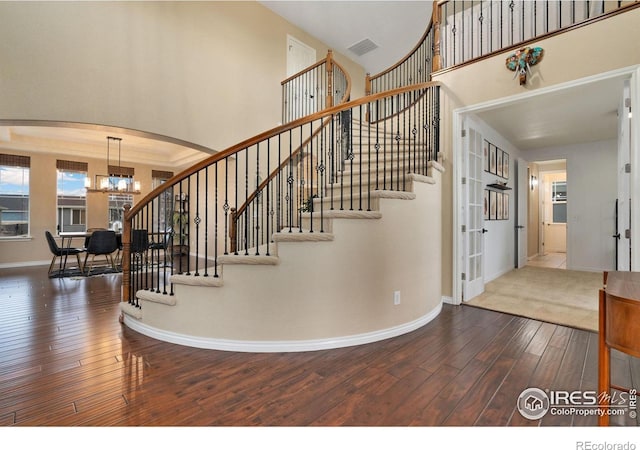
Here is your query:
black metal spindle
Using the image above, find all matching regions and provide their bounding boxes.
[214,163,219,277]
[509,0,515,46]
[288,130,294,231]
[234,157,238,255]
[522,0,526,42]
[266,139,271,255]
[490,0,494,53]
[204,166,209,277]
[470,0,474,60]
[194,171,200,276]
[223,159,229,255]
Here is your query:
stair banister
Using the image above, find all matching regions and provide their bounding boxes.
[366,0,439,96]
[122,80,441,305]
[281,50,351,124]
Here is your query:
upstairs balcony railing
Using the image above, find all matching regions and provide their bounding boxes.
[282,50,351,123]
[366,1,440,97]
[121,81,441,305]
[438,0,638,69]
[368,0,638,94]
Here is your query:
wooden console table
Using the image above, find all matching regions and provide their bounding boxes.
[598,271,640,426]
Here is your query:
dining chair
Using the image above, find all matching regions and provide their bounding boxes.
[83,230,119,276]
[131,229,150,269]
[149,227,172,264]
[84,228,107,248]
[45,231,86,277]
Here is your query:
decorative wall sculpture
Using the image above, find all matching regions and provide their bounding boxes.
[506,47,544,85]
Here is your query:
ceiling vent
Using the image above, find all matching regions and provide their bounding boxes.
[348,38,378,56]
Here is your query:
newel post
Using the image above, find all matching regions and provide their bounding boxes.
[326,49,334,108]
[121,204,132,305]
[365,73,372,96]
[432,0,442,72]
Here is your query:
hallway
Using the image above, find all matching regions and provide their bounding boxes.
[466,265,600,331]
[527,252,567,269]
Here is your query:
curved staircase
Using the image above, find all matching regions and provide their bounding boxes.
[119,85,444,351]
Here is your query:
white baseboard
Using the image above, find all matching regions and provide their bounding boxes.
[0,260,49,269]
[123,302,443,353]
[441,295,455,305]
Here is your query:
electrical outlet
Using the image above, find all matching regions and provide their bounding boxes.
[394,290,401,305]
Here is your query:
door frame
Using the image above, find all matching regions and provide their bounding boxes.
[538,168,568,255]
[452,65,640,305]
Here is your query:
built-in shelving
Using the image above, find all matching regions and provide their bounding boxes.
[487,183,512,191]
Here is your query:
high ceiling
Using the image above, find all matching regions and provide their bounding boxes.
[260,1,433,76]
[265,1,625,152]
[0,1,626,165]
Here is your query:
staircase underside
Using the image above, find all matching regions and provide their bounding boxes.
[121,163,444,352]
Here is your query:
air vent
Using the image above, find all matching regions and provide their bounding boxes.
[348,38,378,56]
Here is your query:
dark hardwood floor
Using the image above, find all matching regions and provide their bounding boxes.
[0,265,639,427]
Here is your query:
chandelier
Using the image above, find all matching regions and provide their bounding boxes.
[85,136,141,194]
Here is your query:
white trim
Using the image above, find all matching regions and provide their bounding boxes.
[441,296,455,305]
[452,65,640,303]
[0,259,49,269]
[452,111,464,305]
[455,65,640,115]
[631,67,640,270]
[123,302,443,353]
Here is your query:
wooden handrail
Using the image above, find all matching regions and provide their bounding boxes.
[281,56,328,86]
[234,116,331,221]
[125,81,440,221]
[367,1,437,81]
[122,80,442,302]
[281,50,351,124]
[233,55,351,237]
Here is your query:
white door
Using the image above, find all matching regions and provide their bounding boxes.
[617,81,631,270]
[286,35,316,77]
[286,35,318,119]
[541,172,567,253]
[515,158,528,268]
[464,126,486,300]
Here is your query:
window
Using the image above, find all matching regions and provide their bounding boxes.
[108,193,132,232]
[551,180,567,223]
[152,170,173,232]
[0,154,30,237]
[57,160,88,233]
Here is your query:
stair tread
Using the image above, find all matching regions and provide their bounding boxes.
[273,230,335,242]
[218,254,280,265]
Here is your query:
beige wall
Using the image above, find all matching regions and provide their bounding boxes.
[433,8,640,296]
[0,147,180,266]
[0,1,365,151]
[131,172,443,347]
[0,1,366,266]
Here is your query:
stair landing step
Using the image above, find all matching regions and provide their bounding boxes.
[217,254,280,265]
[313,190,416,205]
[120,301,143,319]
[170,272,224,287]
[137,289,177,306]
[273,230,335,242]
[302,210,382,220]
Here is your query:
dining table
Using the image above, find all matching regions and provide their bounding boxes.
[58,230,122,274]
